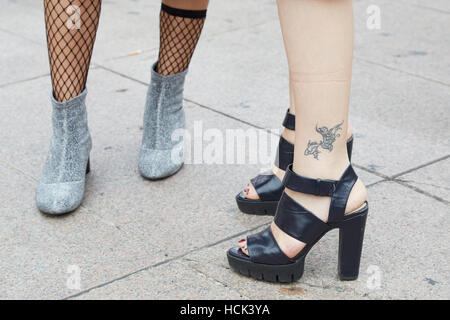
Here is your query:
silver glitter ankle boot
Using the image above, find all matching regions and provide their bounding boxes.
[139,63,187,180]
[36,89,92,214]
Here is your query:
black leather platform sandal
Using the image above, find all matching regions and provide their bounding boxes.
[236,110,354,215]
[228,164,368,283]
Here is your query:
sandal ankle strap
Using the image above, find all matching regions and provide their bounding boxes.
[282,164,358,223]
[282,164,338,196]
[282,109,295,130]
[328,165,358,223]
[274,137,294,171]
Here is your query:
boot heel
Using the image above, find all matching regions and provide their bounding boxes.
[338,207,368,280]
[86,158,90,174]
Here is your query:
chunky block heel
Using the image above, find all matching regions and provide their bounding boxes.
[236,109,355,216]
[228,163,368,283]
[337,207,368,280]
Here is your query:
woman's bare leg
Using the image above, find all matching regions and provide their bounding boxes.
[239,0,366,257]
[243,1,353,200]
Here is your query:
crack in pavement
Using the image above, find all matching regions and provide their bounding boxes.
[63,221,270,299]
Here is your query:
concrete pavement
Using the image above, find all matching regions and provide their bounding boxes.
[0,0,449,299]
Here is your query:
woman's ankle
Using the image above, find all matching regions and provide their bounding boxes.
[345,179,367,214]
[282,121,351,144]
[347,123,352,140]
[294,153,350,181]
[288,154,365,221]
[270,127,295,178]
[285,177,367,223]
[282,127,295,144]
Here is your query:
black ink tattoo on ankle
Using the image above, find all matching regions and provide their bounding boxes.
[304,121,343,160]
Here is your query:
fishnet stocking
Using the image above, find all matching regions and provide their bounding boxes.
[157,4,206,76]
[44,0,101,102]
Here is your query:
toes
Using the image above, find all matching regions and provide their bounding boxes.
[238,239,249,256]
[244,183,260,200]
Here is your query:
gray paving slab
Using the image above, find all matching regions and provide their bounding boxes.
[353,166,383,186]
[0,30,48,86]
[354,0,450,84]
[91,0,160,61]
[402,0,450,15]
[0,76,60,178]
[178,181,450,300]
[0,162,164,300]
[397,157,450,203]
[0,0,44,45]
[71,260,243,300]
[349,59,450,177]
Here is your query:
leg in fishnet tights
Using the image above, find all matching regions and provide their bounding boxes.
[44,0,101,102]
[157,2,207,76]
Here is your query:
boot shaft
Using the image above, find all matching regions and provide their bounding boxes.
[142,63,187,150]
[51,90,90,143]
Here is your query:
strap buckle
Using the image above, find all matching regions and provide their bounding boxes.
[315,178,322,195]
[315,178,336,196]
